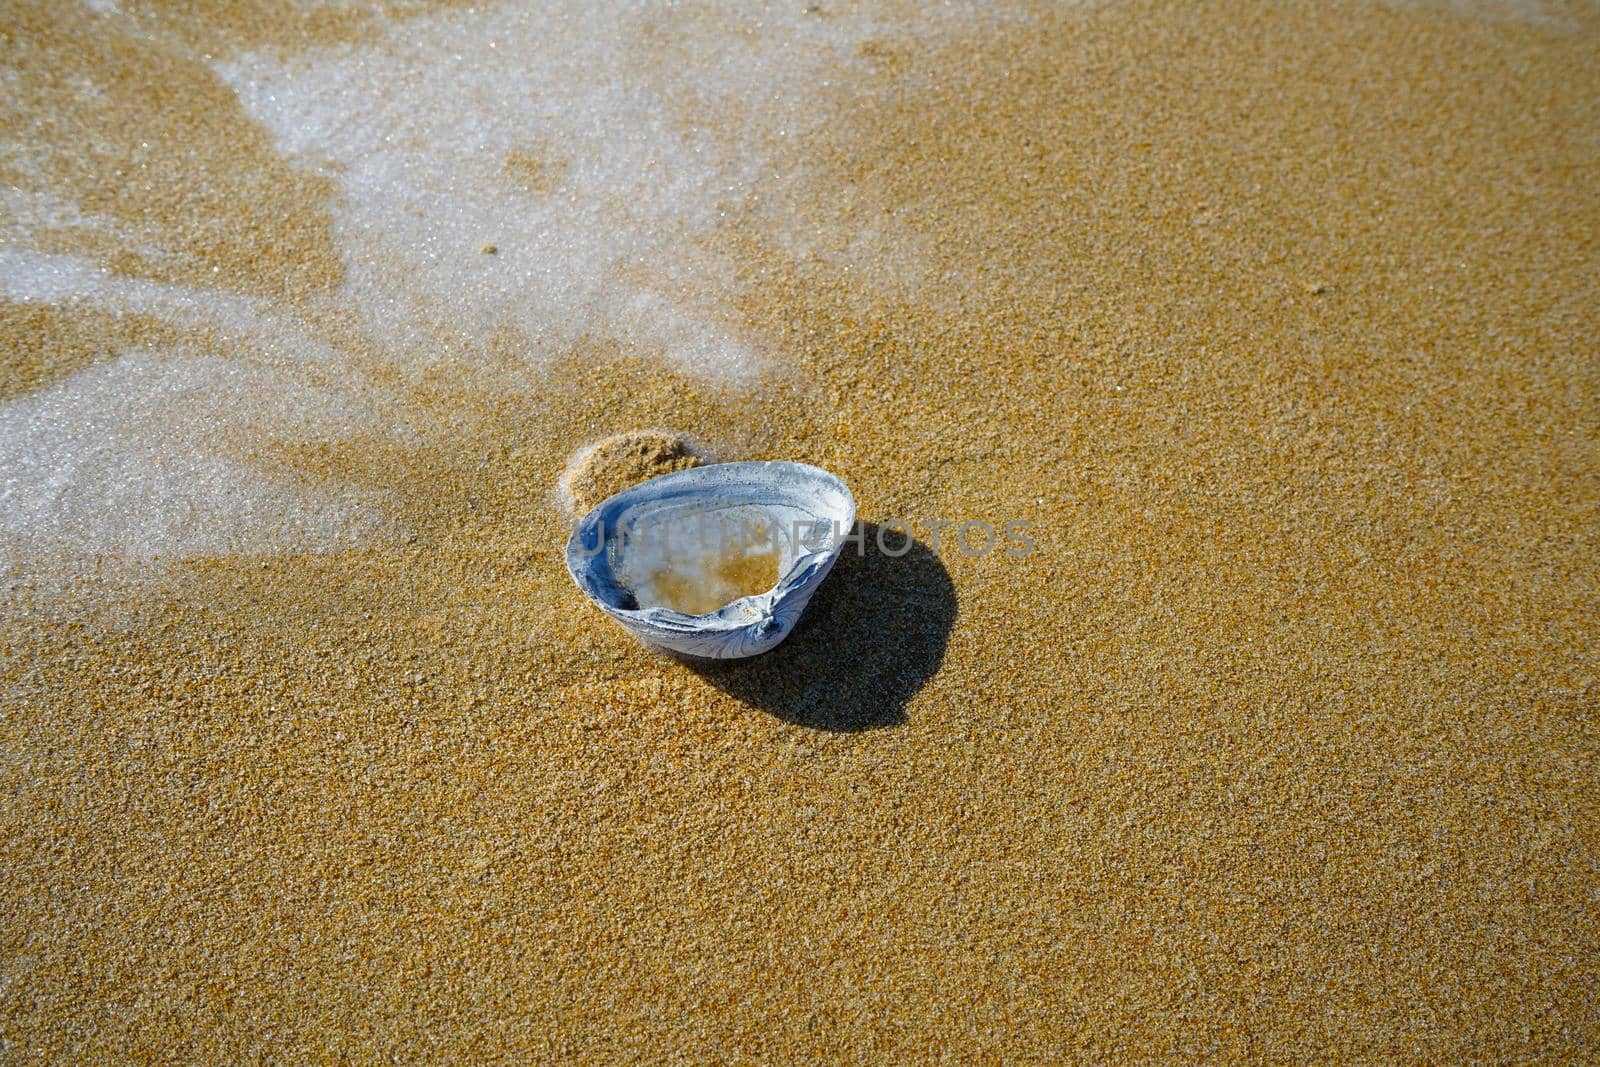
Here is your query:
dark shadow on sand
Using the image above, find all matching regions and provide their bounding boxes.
[682,523,956,732]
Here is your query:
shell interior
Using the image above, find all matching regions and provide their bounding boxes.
[566,462,855,657]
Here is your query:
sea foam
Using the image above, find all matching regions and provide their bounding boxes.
[2,1,1008,564]
[210,1,962,381]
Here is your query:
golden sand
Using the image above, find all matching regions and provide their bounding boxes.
[3,0,1599,1061]
[559,429,709,515]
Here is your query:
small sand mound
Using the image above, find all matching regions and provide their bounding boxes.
[558,430,709,514]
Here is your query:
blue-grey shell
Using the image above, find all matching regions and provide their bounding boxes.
[564,461,856,659]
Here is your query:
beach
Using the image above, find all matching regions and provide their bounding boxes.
[2,0,1598,1059]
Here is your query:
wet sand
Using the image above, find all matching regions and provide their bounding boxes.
[3,0,1598,1060]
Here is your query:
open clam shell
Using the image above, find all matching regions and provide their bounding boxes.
[565,461,856,659]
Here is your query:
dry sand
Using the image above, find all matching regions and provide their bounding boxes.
[3,0,1599,1061]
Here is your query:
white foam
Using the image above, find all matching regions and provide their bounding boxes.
[0,250,408,560]
[1,1,1016,565]
[213,1,1013,382]
[0,350,393,560]
[0,250,412,392]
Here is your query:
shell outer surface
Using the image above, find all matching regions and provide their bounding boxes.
[564,461,856,659]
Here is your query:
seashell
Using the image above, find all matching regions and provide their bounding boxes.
[565,461,855,659]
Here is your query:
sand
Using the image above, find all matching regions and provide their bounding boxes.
[3,0,1598,1061]
[559,430,708,516]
